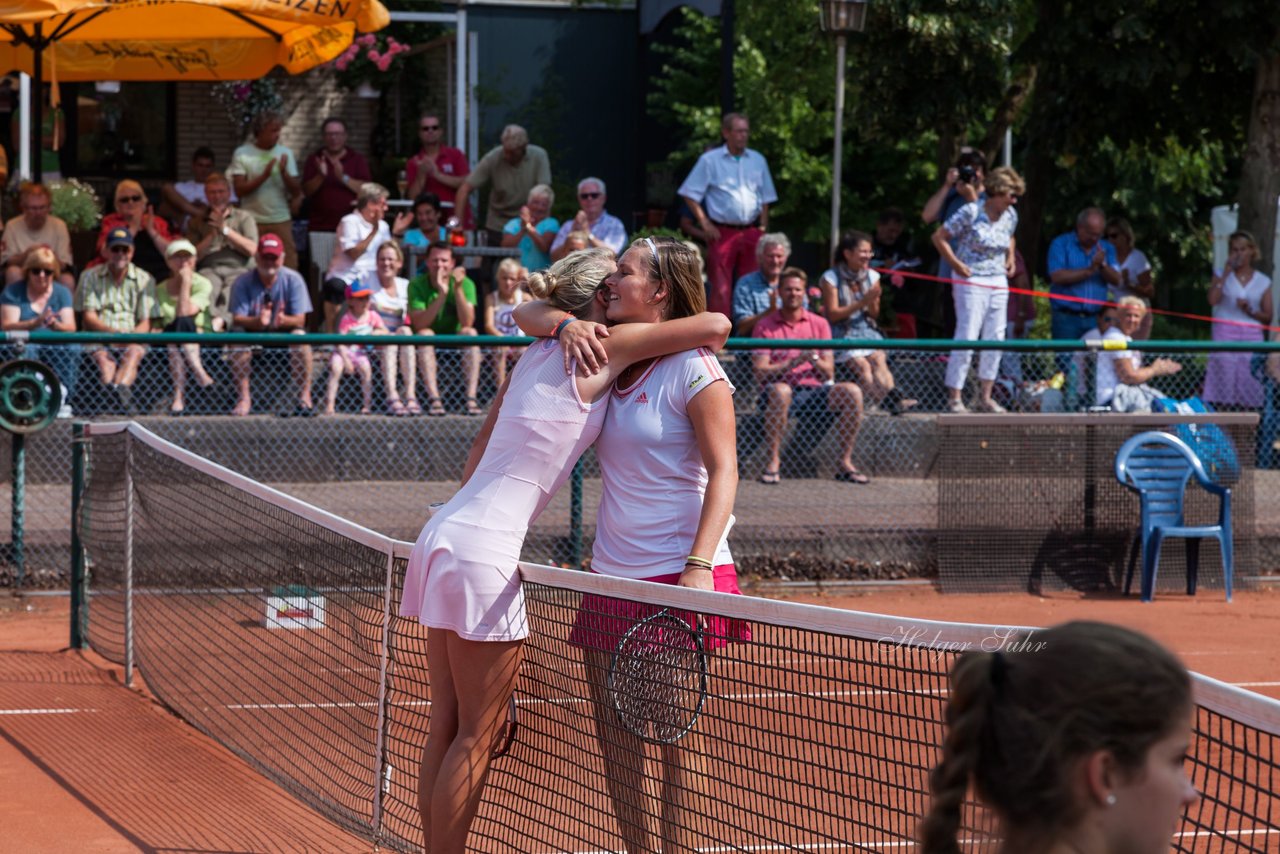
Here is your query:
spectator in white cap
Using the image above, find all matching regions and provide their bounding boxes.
[157,238,216,414]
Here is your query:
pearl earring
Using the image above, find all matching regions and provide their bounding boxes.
[1105,794,1117,807]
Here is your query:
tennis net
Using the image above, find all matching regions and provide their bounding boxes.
[75,421,1280,852]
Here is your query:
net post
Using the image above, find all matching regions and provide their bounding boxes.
[569,459,584,566]
[370,548,395,839]
[123,428,134,688]
[69,422,88,649]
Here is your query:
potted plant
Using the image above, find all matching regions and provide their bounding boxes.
[48,178,103,264]
[331,33,411,97]
[210,79,284,133]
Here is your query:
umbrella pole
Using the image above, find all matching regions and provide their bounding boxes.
[31,24,42,184]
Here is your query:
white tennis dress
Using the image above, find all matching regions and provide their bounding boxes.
[401,337,607,641]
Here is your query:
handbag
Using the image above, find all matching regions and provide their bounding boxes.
[1151,396,1241,484]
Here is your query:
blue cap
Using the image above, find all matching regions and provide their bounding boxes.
[105,227,134,248]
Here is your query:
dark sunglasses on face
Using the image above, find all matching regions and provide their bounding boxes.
[1105,232,1121,239]
[117,195,144,204]
[579,192,602,200]
[110,245,131,254]
[420,125,440,131]
[29,267,55,276]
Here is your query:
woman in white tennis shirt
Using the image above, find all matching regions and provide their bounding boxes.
[404,247,730,853]
[520,236,746,853]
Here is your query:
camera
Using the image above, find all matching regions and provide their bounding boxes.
[957,165,977,184]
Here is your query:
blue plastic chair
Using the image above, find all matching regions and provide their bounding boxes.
[1113,431,1233,603]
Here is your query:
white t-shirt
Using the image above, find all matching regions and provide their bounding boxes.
[364,271,409,330]
[592,349,734,578]
[1212,268,1272,328]
[329,211,391,284]
[1114,248,1151,301]
[1095,327,1139,406]
[492,289,525,337]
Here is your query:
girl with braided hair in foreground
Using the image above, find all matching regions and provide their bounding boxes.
[919,621,1198,854]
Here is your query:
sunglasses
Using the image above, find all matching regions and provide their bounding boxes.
[1105,232,1121,239]
[420,125,440,131]
[29,267,55,276]
[579,192,602,200]
[109,245,132,253]
[117,195,144,204]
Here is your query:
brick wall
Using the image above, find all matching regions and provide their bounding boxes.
[174,69,379,177]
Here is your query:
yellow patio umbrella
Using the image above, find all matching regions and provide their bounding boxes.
[0,0,390,177]
[0,0,390,80]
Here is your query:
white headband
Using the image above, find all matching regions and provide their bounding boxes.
[644,237,658,263]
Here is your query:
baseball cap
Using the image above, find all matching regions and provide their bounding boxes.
[257,233,284,257]
[105,227,133,248]
[346,282,374,299]
[165,238,197,258]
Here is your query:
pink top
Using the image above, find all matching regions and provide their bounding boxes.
[754,310,832,388]
[338,310,386,336]
[435,337,607,533]
[592,348,734,579]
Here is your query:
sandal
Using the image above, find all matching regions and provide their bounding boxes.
[759,470,781,485]
[834,468,870,485]
[404,398,423,416]
[465,396,483,416]
[387,397,408,417]
[426,397,445,417]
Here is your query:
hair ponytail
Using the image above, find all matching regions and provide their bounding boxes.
[530,248,614,318]
[918,652,1000,854]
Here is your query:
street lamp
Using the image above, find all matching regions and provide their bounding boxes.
[819,0,869,255]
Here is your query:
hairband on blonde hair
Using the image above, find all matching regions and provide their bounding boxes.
[644,237,659,263]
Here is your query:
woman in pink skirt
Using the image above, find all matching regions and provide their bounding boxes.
[401,247,730,853]
[518,237,746,852]
[1203,230,1272,409]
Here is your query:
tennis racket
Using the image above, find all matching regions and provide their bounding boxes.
[490,694,518,759]
[607,608,708,744]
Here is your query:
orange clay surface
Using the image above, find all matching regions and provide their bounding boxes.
[3,586,1277,852]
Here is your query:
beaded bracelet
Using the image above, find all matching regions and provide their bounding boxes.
[552,315,575,339]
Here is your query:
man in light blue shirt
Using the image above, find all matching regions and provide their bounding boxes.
[731,232,791,336]
[678,113,778,317]
[549,177,627,260]
[1047,207,1121,342]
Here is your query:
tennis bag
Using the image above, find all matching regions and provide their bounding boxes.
[1151,396,1241,484]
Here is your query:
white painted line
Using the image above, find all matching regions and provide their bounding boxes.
[0,707,98,715]
[226,699,430,711]
[1232,681,1280,688]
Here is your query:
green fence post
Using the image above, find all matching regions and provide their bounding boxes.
[569,459,584,567]
[69,422,87,649]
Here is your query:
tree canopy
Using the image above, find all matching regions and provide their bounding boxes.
[647,0,1280,337]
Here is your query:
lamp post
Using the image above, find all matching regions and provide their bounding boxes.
[819,0,869,256]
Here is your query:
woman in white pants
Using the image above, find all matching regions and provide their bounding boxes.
[932,166,1024,412]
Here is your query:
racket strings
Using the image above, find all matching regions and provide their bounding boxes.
[610,613,707,743]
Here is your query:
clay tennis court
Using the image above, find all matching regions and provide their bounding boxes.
[3,580,1277,852]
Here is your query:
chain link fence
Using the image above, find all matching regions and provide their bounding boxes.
[4,332,1280,589]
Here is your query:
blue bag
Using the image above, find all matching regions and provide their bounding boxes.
[1151,397,1241,484]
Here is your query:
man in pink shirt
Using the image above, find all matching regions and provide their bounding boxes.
[753,267,867,484]
[405,112,470,227]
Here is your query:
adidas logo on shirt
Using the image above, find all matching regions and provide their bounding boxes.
[635,392,650,404]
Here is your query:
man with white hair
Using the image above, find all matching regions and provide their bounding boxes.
[731,232,790,336]
[452,124,551,247]
[549,177,626,260]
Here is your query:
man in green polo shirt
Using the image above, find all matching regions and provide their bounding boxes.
[408,241,482,416]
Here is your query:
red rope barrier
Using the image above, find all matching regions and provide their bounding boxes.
[871,266,1280,334]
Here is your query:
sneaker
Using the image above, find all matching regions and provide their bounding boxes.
[976,399,1007,414]
[57,403,73,419]
[947,399,969,413]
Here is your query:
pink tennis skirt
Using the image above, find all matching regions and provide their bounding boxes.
[568,564,752,652]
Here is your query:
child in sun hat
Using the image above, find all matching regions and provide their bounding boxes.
[323,280,386,414]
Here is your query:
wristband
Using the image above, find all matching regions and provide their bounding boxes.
[684,555,713,568]
[552,315,575,339]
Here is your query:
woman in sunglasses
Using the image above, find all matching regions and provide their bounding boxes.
[0,246,78,416]
[932,166,1025,413]
[92,179,174,283]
